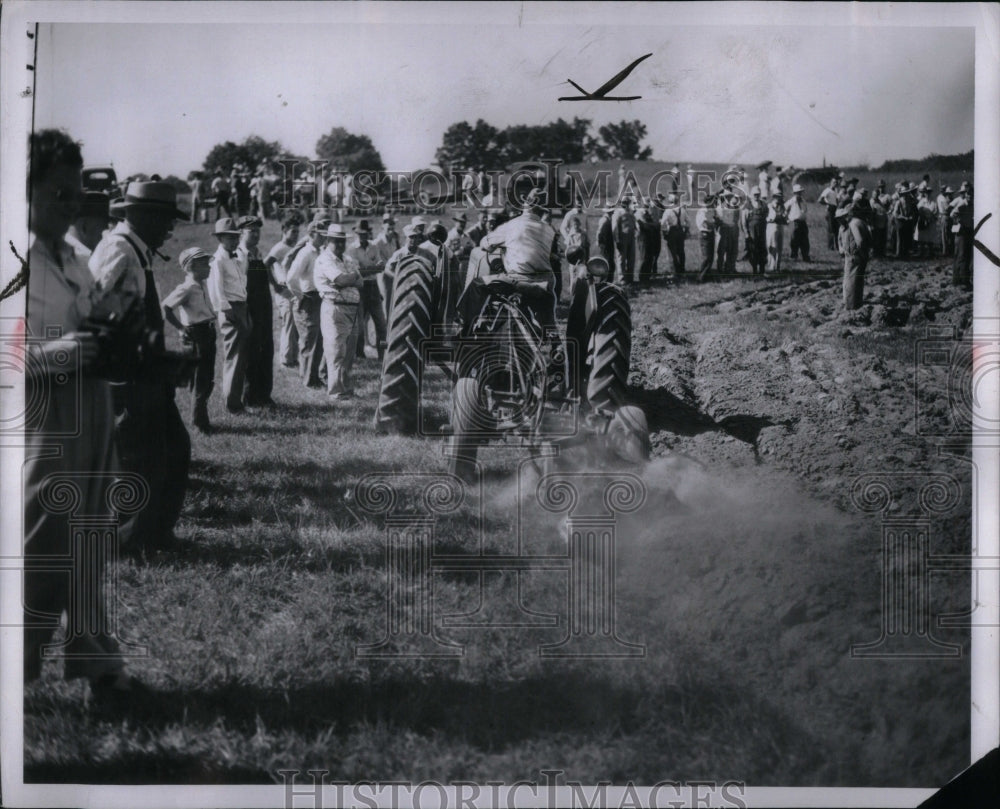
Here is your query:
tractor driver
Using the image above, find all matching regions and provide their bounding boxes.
[474,187,561,335]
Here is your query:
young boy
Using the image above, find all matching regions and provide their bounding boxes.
[163,247,217,433]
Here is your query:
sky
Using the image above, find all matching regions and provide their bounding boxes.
[33,17,974,179]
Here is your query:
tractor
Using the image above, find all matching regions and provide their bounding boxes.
[373,239,649,482]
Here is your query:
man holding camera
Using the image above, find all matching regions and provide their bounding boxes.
[90,180,192,555]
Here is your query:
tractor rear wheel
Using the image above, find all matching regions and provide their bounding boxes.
[448,377,486,483]
[586,283,632,411]
[374,255,436,434]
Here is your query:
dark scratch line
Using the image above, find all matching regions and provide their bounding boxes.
[0,241,28,303]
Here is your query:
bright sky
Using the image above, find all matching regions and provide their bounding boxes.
[33,15,973,179]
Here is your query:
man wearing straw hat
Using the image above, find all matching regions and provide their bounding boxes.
[89,180,191,554]
[315,223,364,398]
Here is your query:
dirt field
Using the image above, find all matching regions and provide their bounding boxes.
[23,206,972,788]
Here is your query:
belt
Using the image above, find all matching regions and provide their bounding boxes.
[331,300,360,306]
[301,290,320,299]
[185,320,216,330]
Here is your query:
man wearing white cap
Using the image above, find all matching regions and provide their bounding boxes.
[314,224,363,398]
[785,184,810,261]
[89,180,191,554]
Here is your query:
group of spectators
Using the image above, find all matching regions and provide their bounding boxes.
[189,162,276,224]
[20,127,977,702]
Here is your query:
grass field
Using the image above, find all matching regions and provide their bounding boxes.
[23,197,972,788]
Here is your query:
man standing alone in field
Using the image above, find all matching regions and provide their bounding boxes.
[841,191,873,310]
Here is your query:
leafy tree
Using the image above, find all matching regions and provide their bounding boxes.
[202,135,284,175]
[589,120,653,161]
[434,119,505,174]
[315,127,385,173]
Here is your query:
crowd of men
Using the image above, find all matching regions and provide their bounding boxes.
[22,127,976,701]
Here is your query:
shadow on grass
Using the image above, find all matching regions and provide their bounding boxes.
[33,669,826,784]
[25,754,264,785]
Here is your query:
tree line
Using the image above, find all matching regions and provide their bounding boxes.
[195,118,653,180]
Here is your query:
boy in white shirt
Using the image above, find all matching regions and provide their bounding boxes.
[162,247,217,432]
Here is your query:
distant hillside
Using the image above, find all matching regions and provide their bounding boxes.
[873,150,973,174]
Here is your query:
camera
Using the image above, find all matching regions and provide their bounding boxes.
[82,299,199,387]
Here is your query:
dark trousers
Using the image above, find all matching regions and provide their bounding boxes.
[114,380,191,550]
[941,220,955,257]
[953,227,973,288]
[872,226,887,258]
[182,321,216,427]
[826,206,838,250]
[638,236,659,284]
[356,280,387,359]
[698,230,716,282]
[843,250,869,310]
[215,191,231,221]
[715,224,738,275]
[245,278,274,404]
[747,223,767,275]
[895,219,915,258]
[789,220,810,260]
[219,302,251,411]
[664,227,685,274]
[294,291,324,386]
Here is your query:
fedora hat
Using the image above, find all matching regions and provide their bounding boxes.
[123,181,189,220]
[108,196,127,221]
[237,215,263,229]
[325,223,348,240]
[410,216,428,232]
[756,160,772,170]
[214,217,241,236]
[453,212,469,223]
[353,219,374,235]
[792,183,803,193]
[402,223,422,238]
